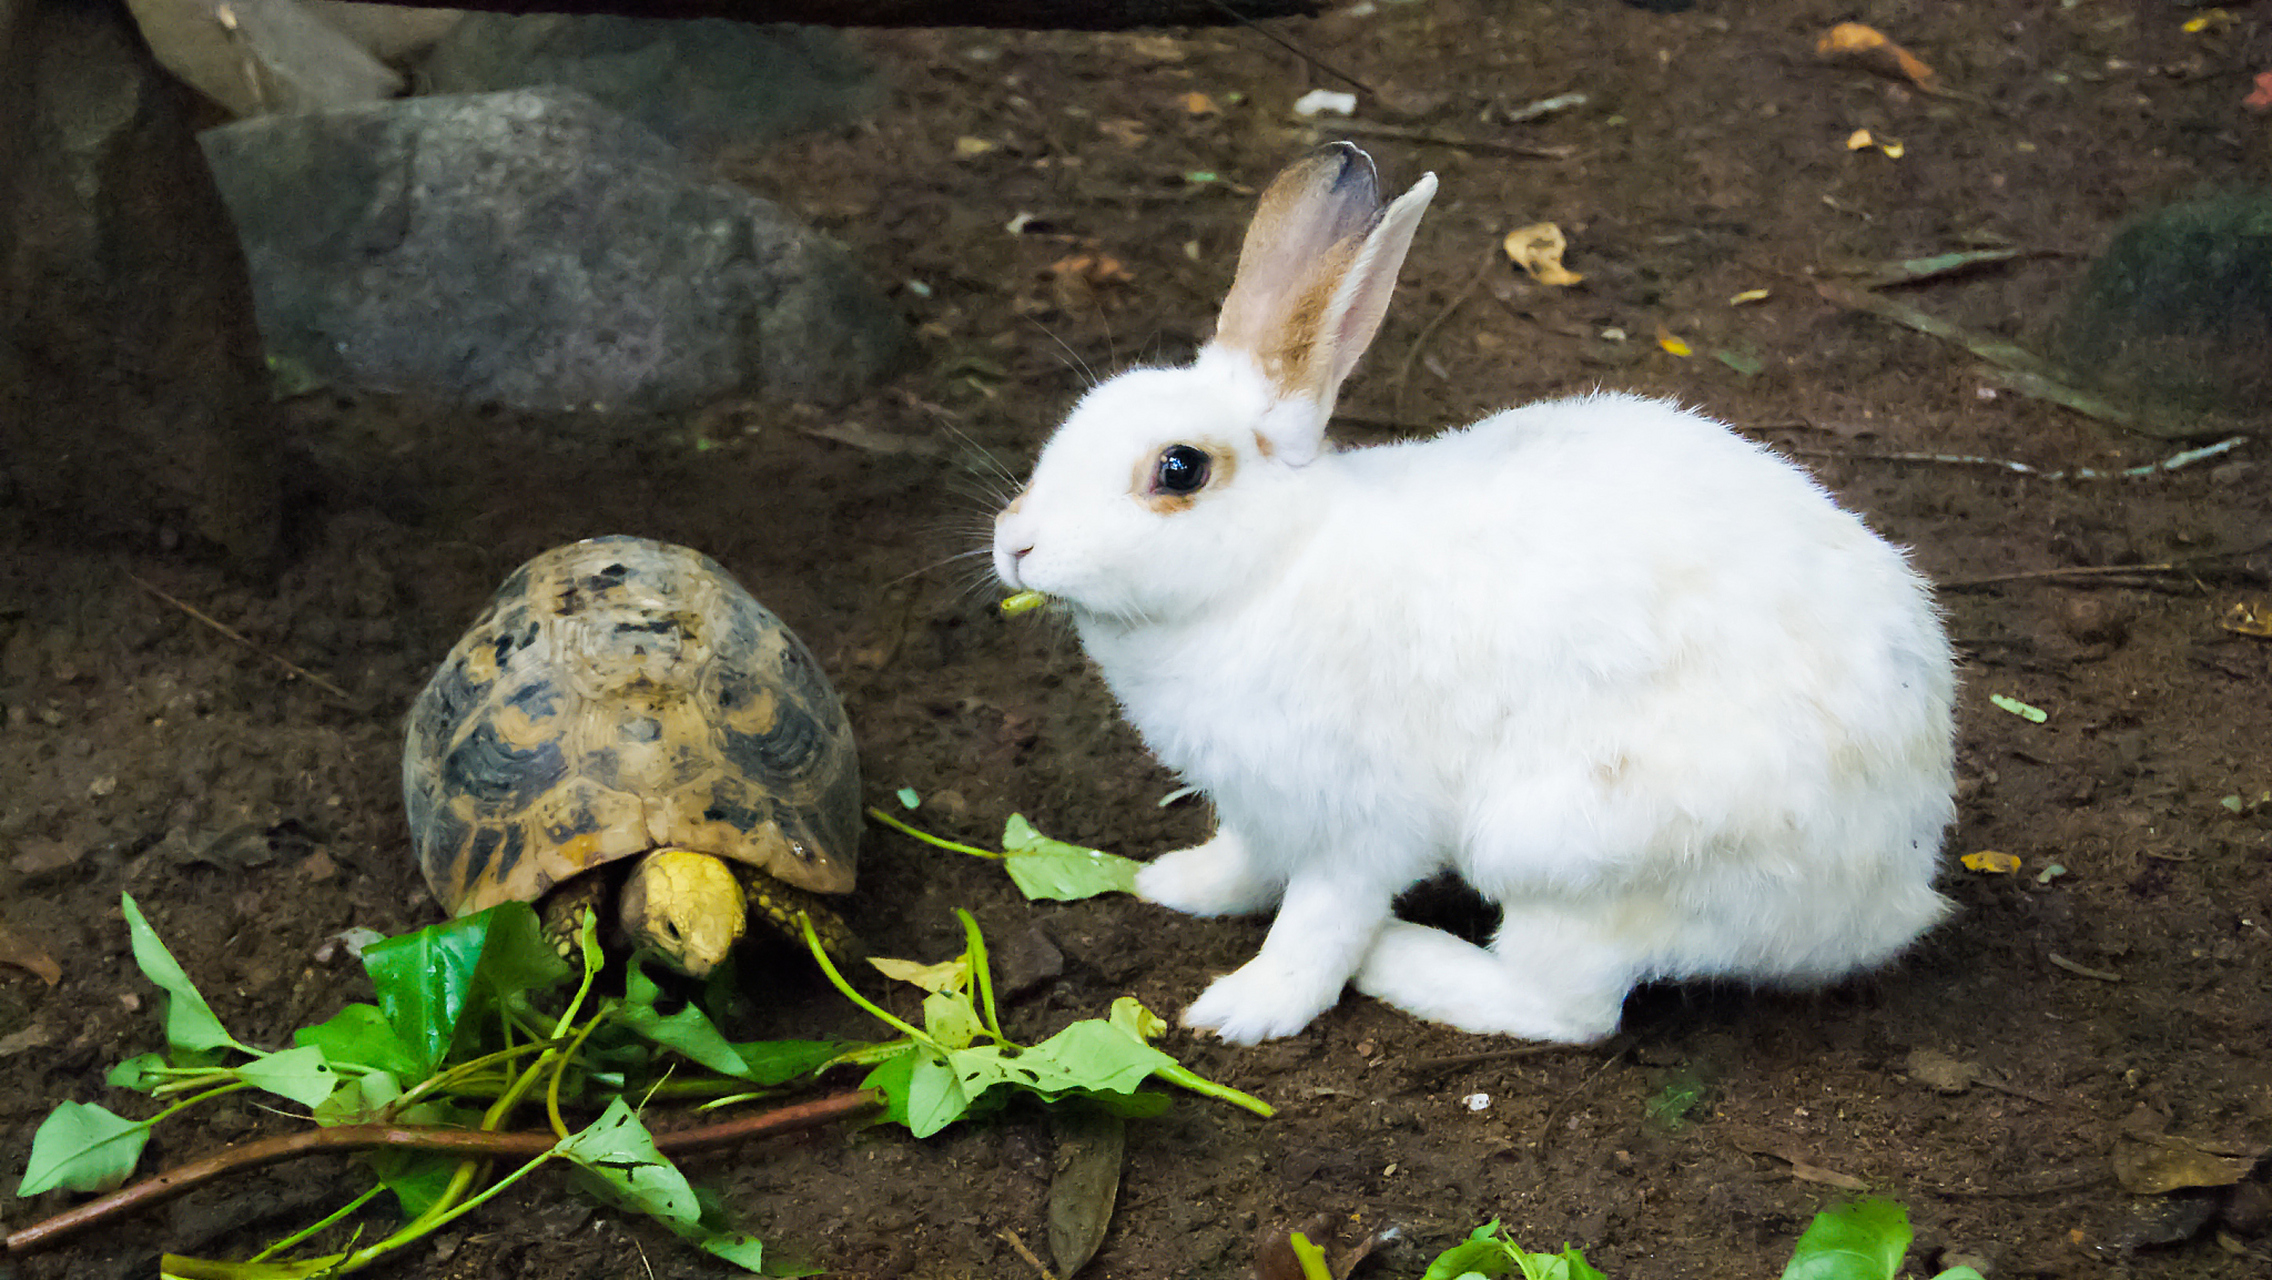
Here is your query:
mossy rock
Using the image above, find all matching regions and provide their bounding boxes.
[2051,191,2272,417]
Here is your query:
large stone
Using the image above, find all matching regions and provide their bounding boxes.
[0,0,281,567]
[198,87,912,411]
[418,13,884,148]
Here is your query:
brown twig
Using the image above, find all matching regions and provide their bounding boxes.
[6,1090,880,1256]
[125,572,360,706]
[998,1226,1061,1280]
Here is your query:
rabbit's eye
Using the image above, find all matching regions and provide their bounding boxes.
[1153,445,1212,495]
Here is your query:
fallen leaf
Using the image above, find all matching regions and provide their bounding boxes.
[1961,850,2022,874]
[1655,326,1693,357]
[10,837,84,875]
[2248,72,2272,111]
[1503,223,1584,286]
[1729,288,1772,305]
[1817,22,1939,93]
[1048,1105,1125,1278]
[1047,253,1135,311]
[1845,128,1904,158]
[2113,1133,2264,1195]
[2221,600,2272,637]
[0,921,63,985]
[953,135,997,158]
[1290,88,1357,118]
[0,1023,56,1056]
[1179,91,1220,115]
[1097,118,1148,148]
[1904,1047,1984,1093]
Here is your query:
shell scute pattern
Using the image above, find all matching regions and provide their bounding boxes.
[406,536,859,923]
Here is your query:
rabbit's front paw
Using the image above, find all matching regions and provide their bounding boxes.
[1179,958,1345,1044]
[1136,832,1277,916]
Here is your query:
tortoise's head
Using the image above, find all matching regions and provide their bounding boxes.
[617,848,748,978]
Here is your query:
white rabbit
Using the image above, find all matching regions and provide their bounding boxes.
[992,143,1956,1045]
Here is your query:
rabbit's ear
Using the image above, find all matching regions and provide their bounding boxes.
[1212,144,1436,458]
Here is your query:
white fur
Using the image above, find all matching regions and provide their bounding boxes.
[993,150,1956,1045]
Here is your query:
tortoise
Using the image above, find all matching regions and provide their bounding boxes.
[403,535,860,977]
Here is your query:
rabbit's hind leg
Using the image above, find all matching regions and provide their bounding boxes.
[1135,826,1282,916]
[1355,913,1634,1043]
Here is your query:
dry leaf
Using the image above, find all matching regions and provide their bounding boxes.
[1503,223,1583,286]
[2113,1135,2263,1195]
[2248,72,2272,111]
[1179,91,1220,115]
[953,135,997,158]
[1962,850,2022,874]
[0,922,63,985]
[1097,118,1149,148]
[1817,22,1939,93]
[1904,1047,1984,1094]
[2220,601,2271,637]
[1048,1107,1125,1278]
[1655,326,1693,357]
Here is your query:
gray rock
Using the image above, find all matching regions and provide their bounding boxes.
[0,0,281,568]
[417,14,884,149]
[199,88,910,411]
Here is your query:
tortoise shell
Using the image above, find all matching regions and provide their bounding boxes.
[404,536,859,922]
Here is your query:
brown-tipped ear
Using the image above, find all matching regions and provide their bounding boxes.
[1214,143,1383,370]
[1313,170,1437,395]
[1210,144,1437,414]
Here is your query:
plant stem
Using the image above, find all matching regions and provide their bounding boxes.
[956,909,1007,1044]
[6,1092,881,1256]
[799,914,939,1051]
[864,806,1003,859]
[246,1184,383,1263]
[1151,1060,1275,1118]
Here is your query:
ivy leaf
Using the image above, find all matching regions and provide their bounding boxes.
[121,893,249,1057]
[104,1052,171,1093]
[294,1003,424,1082]
[999,815,1142,900]
[236,1045,342,1109]
[1779,1198,1912,1280]
[362,903,569,1076]
[17,1101,150,1196]
[556,1100,767,1272]
[1420,1221,1606,1280]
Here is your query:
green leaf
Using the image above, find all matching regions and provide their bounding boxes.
[311,1069,403,1127]
[121,893,248,1057]
[858,1047,920,1129]
[921,988,983,1052]
[1420,1222,1605,1280]
[363,903,570,1076]
[902,1051,975,1138]
[105,1052,171,1092]
[17,1101,150,1195]
[369,1148,460,1218]
[999,815,1142,900]
[727,1040,857,1088]
[294,1003,423,1082]
[557,1100,766,1272]
[1779,1198,1912,1280]
[619,958,758,1078]
[236,1045,341,1109]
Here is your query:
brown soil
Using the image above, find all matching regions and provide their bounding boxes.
[6,3,2272,1278]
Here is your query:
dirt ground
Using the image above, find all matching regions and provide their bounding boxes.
[6,2,2272,1277]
